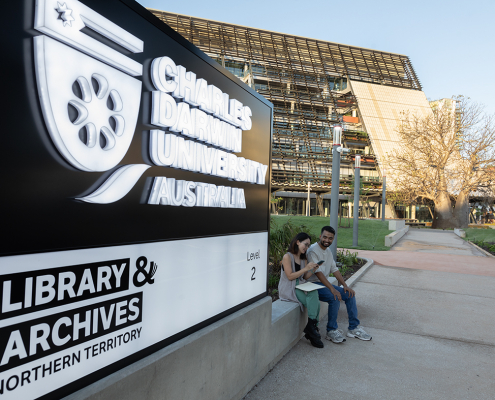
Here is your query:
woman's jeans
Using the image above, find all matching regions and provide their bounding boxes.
[316,283,360,331]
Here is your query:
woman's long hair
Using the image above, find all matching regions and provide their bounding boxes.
[287,232,312,259]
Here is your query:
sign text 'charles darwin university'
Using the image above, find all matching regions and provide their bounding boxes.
[34,0,268,207]
[147,56,268,209]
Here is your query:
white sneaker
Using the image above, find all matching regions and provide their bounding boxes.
[325,329,346,343]
[347,326,372,341]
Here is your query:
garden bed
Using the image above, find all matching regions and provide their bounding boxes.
[471,240,495,256]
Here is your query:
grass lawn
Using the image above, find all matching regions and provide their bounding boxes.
[271,215,393,251]
[464,228,495,243]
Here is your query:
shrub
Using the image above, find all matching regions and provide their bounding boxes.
[472,239,495,255]
[268,219,313,288]
[337,249,359,268]
[268,274,280,288]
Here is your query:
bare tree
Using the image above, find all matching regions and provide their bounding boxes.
[386,96,495,229]
[450,107,495,227]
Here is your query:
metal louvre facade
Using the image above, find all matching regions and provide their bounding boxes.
[149,10,424,207]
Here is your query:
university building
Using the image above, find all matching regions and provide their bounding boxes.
[149,9,433,222]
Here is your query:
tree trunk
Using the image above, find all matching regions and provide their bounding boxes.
[432,191,456,229]
[469,208,477,224]
[453,191,470,228]
[316,194,325,217]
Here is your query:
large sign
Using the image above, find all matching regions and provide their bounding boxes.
[0,0,272,398]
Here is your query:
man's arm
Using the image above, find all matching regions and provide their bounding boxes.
[333,270,355,298]
[315,271,342,301]
[306,249,318,265]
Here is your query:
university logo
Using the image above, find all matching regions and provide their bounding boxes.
[33,0,150,203]
[32,0,266,208]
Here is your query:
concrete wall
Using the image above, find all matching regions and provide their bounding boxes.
[389,219,406,231]
[385,225,409,247]
[63,297,307,400]
[454,228,466,238]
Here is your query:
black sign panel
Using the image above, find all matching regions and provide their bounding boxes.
[0,0,272,257]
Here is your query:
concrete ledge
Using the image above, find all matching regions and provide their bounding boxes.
[385,225,409,247]
[346,257,374,287]
[63,296,306,400]
[272,297,301,323]
[454,228,466,238]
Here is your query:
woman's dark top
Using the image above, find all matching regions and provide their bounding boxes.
[294,261,300,272]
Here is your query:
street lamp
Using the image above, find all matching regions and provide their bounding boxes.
[353,155,361,246]
[381,168,387,221]
[306,181,311,216]
[330,124,343,260]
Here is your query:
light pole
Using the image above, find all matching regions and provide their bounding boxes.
[330,125,342,260]
[381,168,386,221]
[306,181,311,216]
[353,155,361,247]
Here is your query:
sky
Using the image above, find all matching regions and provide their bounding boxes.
[136,0,495,115]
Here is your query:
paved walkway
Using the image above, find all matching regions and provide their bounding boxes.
[355,230,495,277]
[391,229,483,255]
[244,230,495,400]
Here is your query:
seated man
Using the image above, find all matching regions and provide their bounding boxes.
[306,226,371,343]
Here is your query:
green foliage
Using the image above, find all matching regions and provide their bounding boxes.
[269,219,312,270]
[335,249,359,277]
[268,274,280,288]
[337,249,359,267]
[270,195,283,211]
[463,228,495,255]
[470,239,495,255]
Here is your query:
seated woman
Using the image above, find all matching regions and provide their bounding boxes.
[278,232,323,348]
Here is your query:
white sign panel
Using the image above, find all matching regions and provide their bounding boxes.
[0,233,267,399]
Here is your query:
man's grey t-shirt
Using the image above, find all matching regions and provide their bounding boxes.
[306,242,338,282]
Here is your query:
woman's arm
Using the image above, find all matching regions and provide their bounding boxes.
[302,258,320,279]
[303,250,318,279]
[302,267,316,280]
[282,254,318,281]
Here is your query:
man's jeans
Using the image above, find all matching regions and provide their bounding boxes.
[316,283,360,332]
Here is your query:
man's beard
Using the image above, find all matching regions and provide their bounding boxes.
[320,240,331,247]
